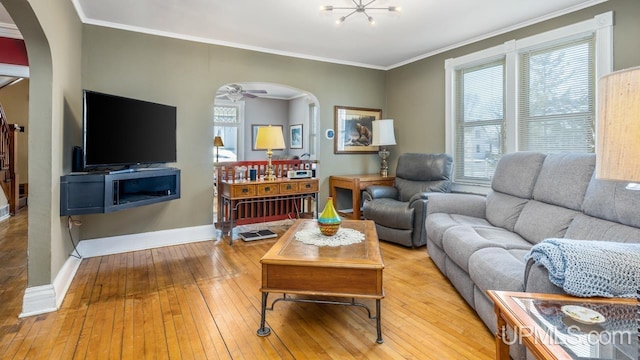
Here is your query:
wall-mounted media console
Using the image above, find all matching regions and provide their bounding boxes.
[60,168,180,216]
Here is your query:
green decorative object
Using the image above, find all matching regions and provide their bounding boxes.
[318,197,341,236]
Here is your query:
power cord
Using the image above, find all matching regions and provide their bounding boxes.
[67,216,82,259]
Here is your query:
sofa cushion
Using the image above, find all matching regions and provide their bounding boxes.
[582,177,640,228]
[426,213,492,249]
[565,214,640,243]
[469,247,530,293]
[395,178,449,202]
[485,191,529,232]
[491,152,546,198]
[363,198,413,229]
[513,200,578,244]
[532,153,595,210]
[442,226,531,272]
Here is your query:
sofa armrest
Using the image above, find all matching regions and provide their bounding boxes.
[523,258,565,295]
[425,192,487,218]
[363,185,398,202]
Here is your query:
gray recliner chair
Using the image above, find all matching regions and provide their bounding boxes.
[362,153,453,247]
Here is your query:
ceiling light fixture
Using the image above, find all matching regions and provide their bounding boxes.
[321,0,401,25]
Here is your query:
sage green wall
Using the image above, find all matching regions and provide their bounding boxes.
[385,0,640,166]
[1,0,82,287]
[80,26,386,240]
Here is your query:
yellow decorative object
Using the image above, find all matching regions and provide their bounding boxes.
[318,197,341,236]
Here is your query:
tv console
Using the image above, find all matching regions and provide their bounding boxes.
[60,167,180,215]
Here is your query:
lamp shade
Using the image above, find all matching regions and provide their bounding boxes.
[255,125,285,150]
[213,136,224,147]
[596,66,640,182]
[371,119,397,146]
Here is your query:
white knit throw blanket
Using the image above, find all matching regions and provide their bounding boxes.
[524,238,640,298]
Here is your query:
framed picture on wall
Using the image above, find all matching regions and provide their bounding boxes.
[290,124,303,149]
[252,124,285,151]
[334,105,382,154]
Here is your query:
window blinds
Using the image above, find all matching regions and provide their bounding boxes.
[455,59,505,182]
[518,35,595,153]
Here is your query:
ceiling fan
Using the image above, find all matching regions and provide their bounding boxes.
[216,84,267,102]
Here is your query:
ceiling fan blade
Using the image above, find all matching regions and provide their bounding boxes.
[242,93,257,98]
[245,90,268,94]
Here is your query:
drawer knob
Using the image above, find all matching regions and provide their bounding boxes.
[265,187,271,191]
[242,188,248,193]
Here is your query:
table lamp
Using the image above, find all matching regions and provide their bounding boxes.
[596,66,640,190]
[213,136,224,163]
[372,119,397,177]
[255,125,285,181]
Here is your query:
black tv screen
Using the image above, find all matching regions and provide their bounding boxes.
[83,90,177,169]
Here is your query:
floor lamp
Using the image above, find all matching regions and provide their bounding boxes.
[372,119,397,177]
[255,125,285,181]
[596,66,640,190]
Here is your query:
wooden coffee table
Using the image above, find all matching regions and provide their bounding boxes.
[257,219,385,343]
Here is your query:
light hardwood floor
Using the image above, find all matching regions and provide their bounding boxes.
[0,211,495,359]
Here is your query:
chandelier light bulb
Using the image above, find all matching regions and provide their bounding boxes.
[321,1,399,24]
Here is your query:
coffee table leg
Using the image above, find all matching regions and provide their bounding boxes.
[257,292,271,337]
[375,299,383,344]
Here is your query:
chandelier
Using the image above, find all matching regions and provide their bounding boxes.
[321,0,401,25]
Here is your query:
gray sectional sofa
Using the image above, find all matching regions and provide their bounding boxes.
[425,151,640,337]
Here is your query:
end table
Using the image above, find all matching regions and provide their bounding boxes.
[329,174,395,220]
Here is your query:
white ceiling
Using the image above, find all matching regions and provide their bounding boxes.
[1,0,606,70]
[70,0,606,69]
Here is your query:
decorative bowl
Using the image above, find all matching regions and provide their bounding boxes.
[318,221,340,236]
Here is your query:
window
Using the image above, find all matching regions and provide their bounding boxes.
[446,12,612,189]
[519,36,595,153]
[455,59,505,181]
[213,100,244,162]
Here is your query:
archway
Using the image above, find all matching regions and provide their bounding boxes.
[1,0,56,316]
[213,82,320,163]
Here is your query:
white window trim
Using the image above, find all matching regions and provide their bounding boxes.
[214,99,245,160]
[445,12,613,195]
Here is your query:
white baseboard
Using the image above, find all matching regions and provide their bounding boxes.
[19,285,56,318]
[20,224,217,317]
[76,224,217,258]
[20,255,82,317]
[0,205,10,222]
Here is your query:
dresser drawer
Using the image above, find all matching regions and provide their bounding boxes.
[231,184,256,198]
[298,180,319,193]
[257,183,279,196]
[279,182,299,194]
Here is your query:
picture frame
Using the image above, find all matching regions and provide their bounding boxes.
[334,106,382,154]
[289,124,303,149]
[252,124,284,151]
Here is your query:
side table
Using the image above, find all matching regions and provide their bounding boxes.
[329,174,395,220]
[487,290,637,360]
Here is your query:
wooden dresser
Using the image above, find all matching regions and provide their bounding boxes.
[219,177,319,240]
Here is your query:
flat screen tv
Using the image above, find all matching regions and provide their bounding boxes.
[83,90,177,170]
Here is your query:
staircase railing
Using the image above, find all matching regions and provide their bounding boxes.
[0,103,20,215]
